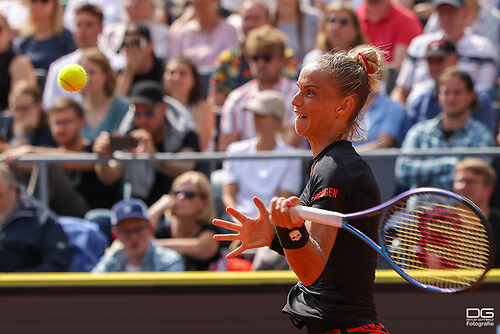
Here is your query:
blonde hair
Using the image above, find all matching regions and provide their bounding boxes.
[22,0,65,36]
[169,171,216,226]
[455,158,497,186]
[313,46,382,141]
[80,47,116,97]
[245,25,287,57]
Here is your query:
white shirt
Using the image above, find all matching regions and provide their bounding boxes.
[222,136,303,217]
[396,31,498,93]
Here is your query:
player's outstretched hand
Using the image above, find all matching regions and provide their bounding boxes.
[213,196,275,259]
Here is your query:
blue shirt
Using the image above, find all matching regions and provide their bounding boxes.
[395,115,494,190]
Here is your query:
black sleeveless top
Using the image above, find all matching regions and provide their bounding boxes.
[0,46,16,112]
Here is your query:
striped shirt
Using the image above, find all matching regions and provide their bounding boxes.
[220,76,298,140]
[395,115,494,190]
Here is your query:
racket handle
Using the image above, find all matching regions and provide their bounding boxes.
[295,206,343,228]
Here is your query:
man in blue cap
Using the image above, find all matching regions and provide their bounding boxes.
[92,198,184,272]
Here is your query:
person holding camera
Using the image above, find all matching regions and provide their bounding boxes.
[94,81,200,206]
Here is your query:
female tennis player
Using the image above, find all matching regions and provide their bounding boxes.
[213,47,389,334]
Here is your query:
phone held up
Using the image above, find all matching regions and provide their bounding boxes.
[109,135,139,152]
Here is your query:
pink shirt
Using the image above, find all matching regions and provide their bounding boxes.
[171,19,239,73]
[356,3,423,64]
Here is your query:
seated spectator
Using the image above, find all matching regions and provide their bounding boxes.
[273,0,322,64]
[406,39,496,136]
[92,198,184,273]
[3,97,123,216]
[303,3,366,67]
[452,158,500,267]
[218,25,299,151]
[148,171,221,271]
[163,56,215,152]
[221,90,303,270]
[424,0,500,53]
[395,68,494,191]
[94,81,199,206]
[80,47,129,144]
[114,22,165,97]
[14,0,76,84]
[63,0,124,33]
[391,0,498,105]
[0,12,36,113]
[42,3,124,110]
[170,0,239,73]
[0,81,55,152]
[98,0,170,60]
[208,0,298,109]
[356,0,423,72]
[0,163,71,272]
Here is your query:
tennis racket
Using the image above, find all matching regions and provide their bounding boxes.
[294,187,495,294]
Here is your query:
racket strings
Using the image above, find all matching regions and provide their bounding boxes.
[381,195,491,291]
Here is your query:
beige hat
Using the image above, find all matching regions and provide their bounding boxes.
[244,90,286,121]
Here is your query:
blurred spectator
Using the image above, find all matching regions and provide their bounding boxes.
[218,25,299,151]
[94,81,199,206]
[0,12,36,113]
[0,0,29,36]
[208,0,298,109]
[149,171,221,271]
[163,56,215,151]
[303,3,366,66]
[356,0,423,72]
[63,0,124,33]
[453,158,500,267]
[99,0,170,60]
[222,90,302,217]
[273,0,321,64]
[14,0,76,85]
[42,3,124,110]
[170,0,239,73]
[406,39,496,136]
[3,97,123,216]
[424,0,500,53]
[0,163,71,272]
[0,81,55,152]
[92,198,184,273]
[391,0,498,105]
[79,48,129,144]
[395,68,494,191]
[114,22,165,97]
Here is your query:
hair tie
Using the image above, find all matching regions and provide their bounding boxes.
[356,52,370,74]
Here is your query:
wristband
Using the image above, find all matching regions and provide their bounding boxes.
[275,225,309,249]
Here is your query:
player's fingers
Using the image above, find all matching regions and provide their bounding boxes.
[226,206,248,223]
[213,233,240,241]
[212,218,241,231]
[253,196,269,216]
[288,206,303,226]
[225,246,244,259]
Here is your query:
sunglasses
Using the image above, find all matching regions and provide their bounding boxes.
[116,224,149,237]
[250,54,273,63]
[123,38,147,49]
[173,190,201,200]
[326,17,350,26]
[31,0,50,3]
[133,109,155,118]
[426,56,445,64]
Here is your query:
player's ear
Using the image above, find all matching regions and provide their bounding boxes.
[336,96,354,118]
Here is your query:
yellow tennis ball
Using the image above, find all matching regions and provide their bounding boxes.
[58,64,87,92]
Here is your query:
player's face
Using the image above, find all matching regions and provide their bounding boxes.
[438,76,475,118]
[291,64,350,145]
[241,3,269,37]
[171,181,206,219]
[163,60,195,101]
[49,108,83,147]
[453,169,491,207]
[80,58,107,95]
[115,218,151,259]
[0,176,17,225]
[325,10,358,51]
[74,12,102,48]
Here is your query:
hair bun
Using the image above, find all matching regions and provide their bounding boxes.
[355,49,380,75]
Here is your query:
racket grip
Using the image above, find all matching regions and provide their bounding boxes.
[294,206,343,228]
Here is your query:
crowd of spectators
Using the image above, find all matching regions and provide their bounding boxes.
[0,0,498,272]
